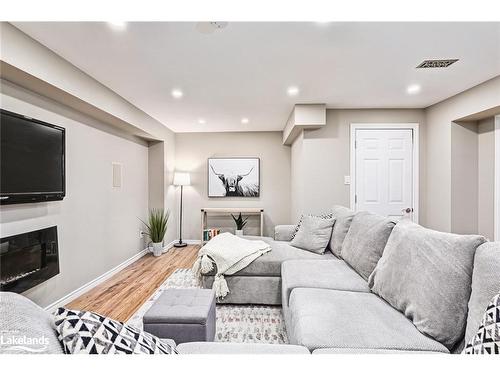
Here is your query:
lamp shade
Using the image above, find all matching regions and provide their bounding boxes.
[173,172,191,186]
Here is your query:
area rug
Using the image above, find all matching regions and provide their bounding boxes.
[127,269,289,344]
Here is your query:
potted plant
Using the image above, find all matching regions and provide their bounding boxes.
[141,208,170,257]
[231,212,249,236]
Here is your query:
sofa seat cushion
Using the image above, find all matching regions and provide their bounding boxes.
[204,238,335,277]
[465,242,500,345]
[176,342,310,354]
[369,220,486,350]
[312,348,441,354]
[288,288,449,353]
[281,260,370,309]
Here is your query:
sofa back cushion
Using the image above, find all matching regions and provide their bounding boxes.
[0,292,64,354]
[290,215,336,254]
[329,205,355,257]
[464,242,500,346]
[368,220,486,349]
[341,211,396,280]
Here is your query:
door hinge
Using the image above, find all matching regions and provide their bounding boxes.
[354,140,357,149]
[355,194,357,204]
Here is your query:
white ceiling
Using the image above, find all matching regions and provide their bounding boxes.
[12,22,500,133]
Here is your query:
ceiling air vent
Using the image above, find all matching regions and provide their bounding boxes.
[416,59,459,68]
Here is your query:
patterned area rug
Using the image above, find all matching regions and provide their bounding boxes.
[127,269,288,344]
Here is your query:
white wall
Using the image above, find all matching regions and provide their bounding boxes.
[174,132,291,239]
[1,22,178,246]
[424,76,500,232]
[290,109,426,222]
[451,122,479,234]
[0,83,149,308]
[478,117,495,240]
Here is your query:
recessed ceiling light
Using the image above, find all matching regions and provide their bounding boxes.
[198,118,206,125]
[287,86,300,96]
[171,89,184,99]
[107,22,127,31]
[406,84,421,95]
[241,118,249,124]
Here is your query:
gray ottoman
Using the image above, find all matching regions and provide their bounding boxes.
[143,289,216,344]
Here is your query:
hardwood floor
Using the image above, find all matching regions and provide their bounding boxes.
[66,245,200,322]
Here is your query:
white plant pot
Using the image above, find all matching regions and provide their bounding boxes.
[235,229,244,236]
[152,242,163,257]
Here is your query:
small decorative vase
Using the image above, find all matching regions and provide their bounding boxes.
[152,242,163,257]
[235,229,244,236]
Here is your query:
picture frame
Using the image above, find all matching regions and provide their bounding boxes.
[207,157,260,198]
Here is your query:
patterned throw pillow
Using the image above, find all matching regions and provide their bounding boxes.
[463,291,500,354]
[54,308,177,354]
[290,213,333,240]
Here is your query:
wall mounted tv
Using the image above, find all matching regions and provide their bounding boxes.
[1,109,65,205]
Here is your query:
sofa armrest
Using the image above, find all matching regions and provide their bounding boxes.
[274,225,297,242]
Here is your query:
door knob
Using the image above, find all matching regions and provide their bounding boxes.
[404,208,414,214]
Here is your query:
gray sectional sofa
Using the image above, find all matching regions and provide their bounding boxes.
[1,205,499,354]
[201,206,500,354]
[201,235,335,305]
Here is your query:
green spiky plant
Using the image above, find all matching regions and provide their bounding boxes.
[231,212,249,230]
[141,208,170,243]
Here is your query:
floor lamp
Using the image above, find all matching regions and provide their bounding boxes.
[173,172,191,248]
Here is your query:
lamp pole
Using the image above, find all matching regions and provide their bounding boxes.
[174,184,187,248]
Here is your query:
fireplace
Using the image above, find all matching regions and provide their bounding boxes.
[0,226,59,293]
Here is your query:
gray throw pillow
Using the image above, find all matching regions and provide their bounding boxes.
[368,220,486,350]
[464,242,500,346]
[0,292,64,354]
[463,290,500,354]
[54,308,177,354]
[291,215,336,254]
[329,205,355,258]
[341,211,396,280]
[291,213,333,241]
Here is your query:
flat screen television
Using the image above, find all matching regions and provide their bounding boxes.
[1,109,65,205]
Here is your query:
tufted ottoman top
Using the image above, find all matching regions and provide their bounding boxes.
[143,289,216,325]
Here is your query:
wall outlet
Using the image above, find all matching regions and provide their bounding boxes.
[344,175,351,185]
[139,230,145,239]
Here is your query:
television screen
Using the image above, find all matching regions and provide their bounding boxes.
[1,109,65,204]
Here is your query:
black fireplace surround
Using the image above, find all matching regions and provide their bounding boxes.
[0,226,59,293]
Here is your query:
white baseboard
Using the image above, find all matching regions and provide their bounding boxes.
[44,248,149,312]
[164,239,201,250]
[183,239,202,245]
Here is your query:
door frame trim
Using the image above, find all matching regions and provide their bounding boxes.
[350,123,420,223]
[494,116,500,240]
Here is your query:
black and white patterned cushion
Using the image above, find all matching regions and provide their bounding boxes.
[290,213,333,240]
[54,307,177,354]
[464,291,500,354]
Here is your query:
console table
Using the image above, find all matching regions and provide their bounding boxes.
[200,208,264,245]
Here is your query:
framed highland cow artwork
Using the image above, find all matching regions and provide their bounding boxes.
[208,157,260,198]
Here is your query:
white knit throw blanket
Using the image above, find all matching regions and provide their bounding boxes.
[192,232,272,299]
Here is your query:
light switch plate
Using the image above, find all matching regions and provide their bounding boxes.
[112,162,122,188]
[344,175,351,185]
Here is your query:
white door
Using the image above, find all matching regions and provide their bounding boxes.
[354,128,414,220]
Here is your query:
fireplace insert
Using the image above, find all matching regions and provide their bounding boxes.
[0,226,59,293]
